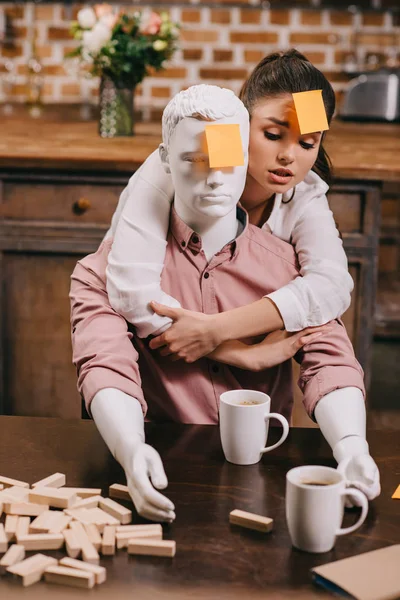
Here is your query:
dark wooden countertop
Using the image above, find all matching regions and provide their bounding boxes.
[1,108,399,181]
[0,417,398,599]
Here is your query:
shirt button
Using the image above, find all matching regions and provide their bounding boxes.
[212,364,219,373]
[181,241,186,247]
[204,272,210,279]
[192,235,199,244]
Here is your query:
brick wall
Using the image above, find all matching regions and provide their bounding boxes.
[0,2,399,120]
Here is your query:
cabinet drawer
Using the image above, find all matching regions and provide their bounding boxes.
[0,181,125,224]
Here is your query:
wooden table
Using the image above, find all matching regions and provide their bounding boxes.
[0,416,398,599]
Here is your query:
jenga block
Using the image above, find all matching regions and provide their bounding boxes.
[0,484,3,490]
[64,508,94,526]
[116,527,162,549]
[70,495,102,510]
[49,513,72,534]
[229,509,273,533]
[0,476,29,489]
[32,473,66,489]
[0,486,30,502]
[15,517,30,538]
[128,539,176,558]
[7,553,57,586]
[59,557,106,584]
[0,524,8,553]
[5,515,19,541]
[89,507,120,527]
[0,502,3,518]
[109,483,131,502]
[16,533,64,551]
[83,524,102,551]
[69,521,99,565]
[29,487,77,509]
[0,544,25,575]
[44,565,95,589]
[63,528,81,559]
[99,497,132,525]
[101,525,116,555]
[116,524,162,534]
[29,510,55,533]
[5,502,49,516]
[63,488,102,498]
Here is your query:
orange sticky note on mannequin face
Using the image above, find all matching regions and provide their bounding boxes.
[204,124,245,168]
[292,90,329,135]
[392,485,400,499]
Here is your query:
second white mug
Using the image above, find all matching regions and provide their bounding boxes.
[219,389,289,465]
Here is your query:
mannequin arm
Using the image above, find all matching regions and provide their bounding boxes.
[314,387,380,503]
[91,388,175,522]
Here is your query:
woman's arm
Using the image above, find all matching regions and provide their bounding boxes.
[106,148,181,339]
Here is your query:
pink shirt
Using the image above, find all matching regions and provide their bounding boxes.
[70,207,365,424]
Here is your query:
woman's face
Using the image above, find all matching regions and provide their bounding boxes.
[246,94,323,198]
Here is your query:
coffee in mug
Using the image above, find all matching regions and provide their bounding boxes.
[286,465,368,553]
[219,390,289,465]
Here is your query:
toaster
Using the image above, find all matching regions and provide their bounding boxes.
[340,69,400,122]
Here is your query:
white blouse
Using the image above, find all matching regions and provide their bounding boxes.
[105,149,353,338]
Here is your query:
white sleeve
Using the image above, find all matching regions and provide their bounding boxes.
[266,194,354,331]
[106,149,181,339]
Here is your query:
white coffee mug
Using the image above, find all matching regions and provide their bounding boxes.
[219,390,289,465]
[286,465,369,553]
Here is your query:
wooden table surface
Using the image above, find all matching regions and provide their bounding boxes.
[0,416,398,599]
[0,109,399,181]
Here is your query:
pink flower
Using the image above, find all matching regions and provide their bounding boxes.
[94,4,113,19]
[140,11,162,36]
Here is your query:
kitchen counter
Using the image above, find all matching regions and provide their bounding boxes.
[0,110,399,181]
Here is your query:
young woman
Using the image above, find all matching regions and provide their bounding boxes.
[106,49,353,369]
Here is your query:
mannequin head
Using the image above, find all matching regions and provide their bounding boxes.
[159,85,249,224]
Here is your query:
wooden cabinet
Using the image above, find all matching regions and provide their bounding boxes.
[0,168,381,419]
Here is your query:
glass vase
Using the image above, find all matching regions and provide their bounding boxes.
[99,77,135,137]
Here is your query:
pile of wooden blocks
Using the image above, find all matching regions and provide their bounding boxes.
[0,473,176,589]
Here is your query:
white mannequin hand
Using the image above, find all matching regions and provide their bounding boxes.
[124,442,176,522]
[337,454,381,507]
[91,388,175,523]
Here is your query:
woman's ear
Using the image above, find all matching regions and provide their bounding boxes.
[159,143,171,174]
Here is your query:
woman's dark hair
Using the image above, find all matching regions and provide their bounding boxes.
[239,49,335,186]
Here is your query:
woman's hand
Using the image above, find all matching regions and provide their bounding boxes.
[209,325,331,371]
[148,301,220,362]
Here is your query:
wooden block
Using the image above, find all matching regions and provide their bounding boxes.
[0,484,3,490]
[63,528,81,559]
[0,486,30,502]
[70,495,102,510]
[29,487,77,509]
[127,539,176,558]
[7,553,57,586]
[16,533,64,551]
[0,475,29,489]
[109,483,131,502]
[15,517,30,538]
[5,502,49,516]
[116,524,162,534]
[0,524,8,553]
[116,527,162,549]
[32,473,66,489]
[59,557,106,584]
[5,515,19,541]
[0,544,25,575]
[101,525,116,556]
[69,521,99,565]
[89,507,120,527]
[63,487,102,498]
[29,510,54,533]
[44,565,95,589]
[0,502,3,518]
[229,509,273,533]
[49,513,72,534]
[64,507,95,525]
[84,524,102,551]
[99,497,132,525]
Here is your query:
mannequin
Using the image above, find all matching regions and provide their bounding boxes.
[91,85,379,522]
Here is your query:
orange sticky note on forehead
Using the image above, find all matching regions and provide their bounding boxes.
[292,90,329,135]
[392,485,400,499]
[204,124,245,168]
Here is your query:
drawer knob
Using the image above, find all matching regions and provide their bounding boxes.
[73,197,91,215]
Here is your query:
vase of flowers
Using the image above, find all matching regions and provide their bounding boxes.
[68,5,180,137]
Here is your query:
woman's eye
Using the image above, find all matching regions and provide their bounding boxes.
[300,141,315,150]
[264,131,280,141]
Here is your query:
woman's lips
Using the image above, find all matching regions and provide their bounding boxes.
[268,170,294,185]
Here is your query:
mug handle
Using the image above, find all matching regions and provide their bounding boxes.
[336,488,368,536]
[260,413,289,454]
